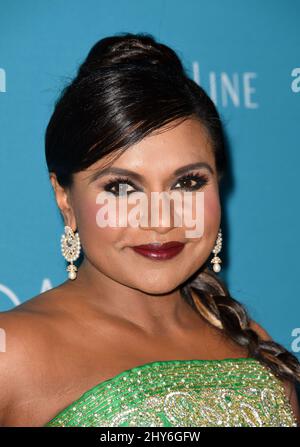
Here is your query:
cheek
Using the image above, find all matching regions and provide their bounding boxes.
[183,187,220,233]
[187,187,221,257]
[75,198,123,249]
[201,188,221,255]
[203,188,221,224]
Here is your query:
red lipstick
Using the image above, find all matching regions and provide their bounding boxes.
[131,241,185,260]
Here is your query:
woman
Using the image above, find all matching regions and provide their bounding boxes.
[0,32,299,427]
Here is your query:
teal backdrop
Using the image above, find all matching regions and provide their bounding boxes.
[0,0,299,361]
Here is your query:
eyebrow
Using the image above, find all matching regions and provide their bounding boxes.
[88,161,214,184]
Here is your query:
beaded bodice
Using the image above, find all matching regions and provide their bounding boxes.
[44,357,298,427]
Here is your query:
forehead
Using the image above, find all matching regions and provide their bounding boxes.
[79,117,215,182]
[123,118,214,166]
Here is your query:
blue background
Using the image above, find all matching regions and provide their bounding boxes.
[0,0,299,361]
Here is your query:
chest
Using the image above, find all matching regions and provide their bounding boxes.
[4,326,248,426]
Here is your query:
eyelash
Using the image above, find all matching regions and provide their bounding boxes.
[102,172,209,196]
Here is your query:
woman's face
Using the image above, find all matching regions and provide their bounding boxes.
[55,117,221,294]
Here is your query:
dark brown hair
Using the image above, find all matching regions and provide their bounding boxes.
[45,31,300,387]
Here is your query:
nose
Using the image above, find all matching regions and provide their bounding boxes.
[138,191,177,234]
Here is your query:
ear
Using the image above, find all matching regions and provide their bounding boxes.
[49,173,77,231]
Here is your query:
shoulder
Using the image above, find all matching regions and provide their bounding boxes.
[249,318,300,426]
[0,292,62,425]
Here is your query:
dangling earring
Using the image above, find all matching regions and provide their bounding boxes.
[211,228,222,273]
[61,225,81,280]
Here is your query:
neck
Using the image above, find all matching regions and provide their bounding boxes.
[62,257,198,334]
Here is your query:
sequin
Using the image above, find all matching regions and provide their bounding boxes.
[44,358,298,427]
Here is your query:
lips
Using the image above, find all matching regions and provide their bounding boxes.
[131,241,185,260]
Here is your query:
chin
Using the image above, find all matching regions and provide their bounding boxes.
[133,278,182,296]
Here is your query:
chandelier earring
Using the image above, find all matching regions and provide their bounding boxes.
[210,228,222,273]
[61,225,81,280]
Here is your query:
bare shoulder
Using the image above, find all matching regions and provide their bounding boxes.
[249,318,300,426]
[0,287,67,425]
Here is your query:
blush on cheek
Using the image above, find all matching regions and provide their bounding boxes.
[77,200,122,248]
[203,189,221,222]
[94,195,133,228]
[77,201,102,229]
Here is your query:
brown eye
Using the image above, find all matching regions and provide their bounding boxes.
[173,173,209,191]
[103,177,137,196]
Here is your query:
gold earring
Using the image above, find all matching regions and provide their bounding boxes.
[211,228,222,273]
[61,225,81,280]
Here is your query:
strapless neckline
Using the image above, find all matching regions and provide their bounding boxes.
[45,357,298,427]
[93,356,258,386]
[46,357,260,425]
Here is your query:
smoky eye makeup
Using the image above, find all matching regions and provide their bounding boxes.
[172,171,209,191]
[100,171,210,197]
[102,176,141,196]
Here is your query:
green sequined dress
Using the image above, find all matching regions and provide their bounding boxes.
[44,357,298,427]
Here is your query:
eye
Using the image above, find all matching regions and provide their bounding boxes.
[103,176,138,196]
[172,172,209,191]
